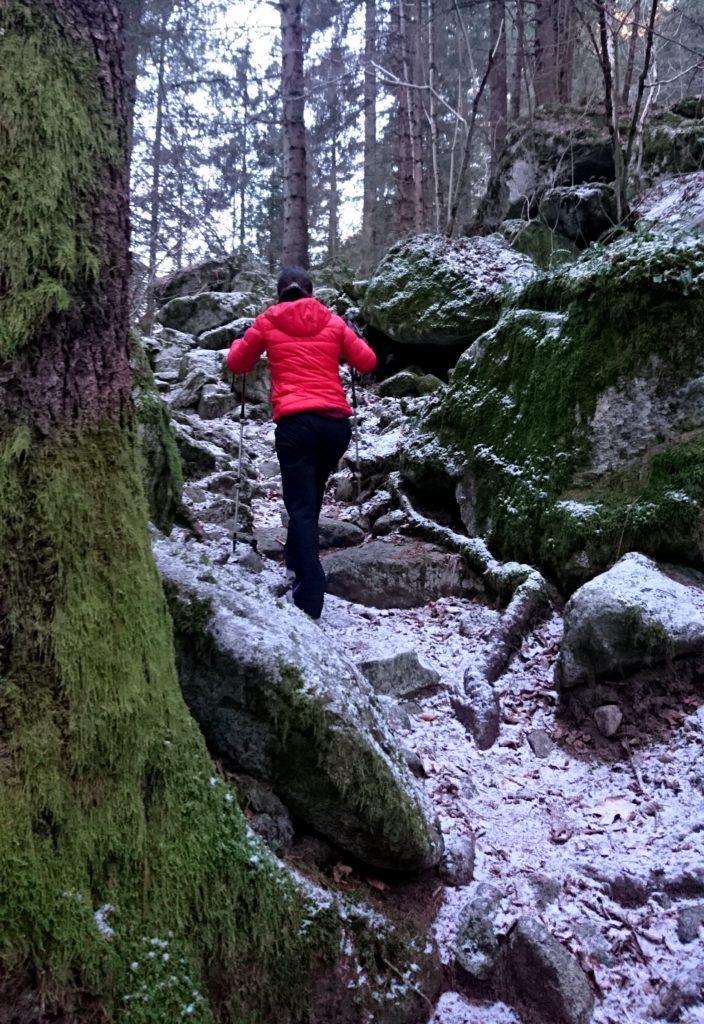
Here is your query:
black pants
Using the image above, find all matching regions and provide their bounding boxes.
[275,411,352,619]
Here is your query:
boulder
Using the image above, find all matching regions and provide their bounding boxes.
[153,250,274,305]
[439,832,476,888]
[496,219,579,269]
[635,172,704,235]
[198,316,253,351]
[500,918,594,1024]
[198,383,238,420]
[280,511,365,550]
[356,651,441,698]
[377,370,444,399]
[555,553,704,691]
[361,234,537,348]
[153,537,443,872]
[429,232,704,586]
[233,776,295,855]
[538,183,618,246]
[157,291,259,337]
[322,539,469,609]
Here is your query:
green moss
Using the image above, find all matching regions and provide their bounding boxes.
[430,233,704,584]
[496,220,578,270]
[0,422,342,1021]
[0,1,118,356]
[131,336,183,533]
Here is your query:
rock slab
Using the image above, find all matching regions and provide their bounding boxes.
[154,536,443,873]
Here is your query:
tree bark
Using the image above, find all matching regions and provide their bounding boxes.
[144,6,168,331]
[556,0,575,104]
[280,0,309,268]
[362,0,378,260]
[239,46,250,250]
[427,0,442,232]
[328,136,339,258]
[489,0,508,174]
[510,0,525,120]
[123,0,146,156]
[534,0,557,106]
[622,0,642,108]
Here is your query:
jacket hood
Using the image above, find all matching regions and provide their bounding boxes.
[266,296,333,337]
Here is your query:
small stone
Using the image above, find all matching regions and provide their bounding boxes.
[238,549,263,573]
[372,509,408,536]
[358,650,440,698]
[454,882,503,980]
[439,832,476,887]
[501,917,594,1024]
[527,729,554,758]
[677,904,704,944]
[594,704,623,737]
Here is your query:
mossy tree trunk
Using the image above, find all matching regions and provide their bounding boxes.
[0,2,339,1019]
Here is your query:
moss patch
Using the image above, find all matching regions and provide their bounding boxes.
[430,232,704,586]
[0,1,118,356]
[0,421,344,1021]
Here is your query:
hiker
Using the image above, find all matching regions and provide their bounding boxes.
[226,267,377,620]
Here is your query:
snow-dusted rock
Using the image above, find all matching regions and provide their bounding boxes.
[153,251,274,304]
[500,917,594,1024]
[198,316,253,351]
[323,538,468,609]
[439,832,476,888]
[197,383,238,420]
[153,537,443,872]
[357,650,440,698]
[377,370,444,398]
[361,234,537,348]
[452,673,500,751]
[556,553,704,691]
[454,882,502,980]
[157,291,259,337]
[635,171,704,235]
[538,183,618,246]
[593,704,622,737]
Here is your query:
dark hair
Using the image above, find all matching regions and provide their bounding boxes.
[277,266,313,302]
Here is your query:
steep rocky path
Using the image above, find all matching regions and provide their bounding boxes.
[228,394,704,1024]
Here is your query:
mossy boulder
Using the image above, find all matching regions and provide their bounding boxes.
[157,291,259,338]
[642,110,704,180]
[538,183,618,247]
[153,536,444,873]
[556,552,704,692]
[428,231,704,587]
[361,234,537,348]
[496,219,578,269]
[377,370,444,399]
[153,250,275,305]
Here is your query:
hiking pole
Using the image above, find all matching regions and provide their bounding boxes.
[350,370,362,506]
[231,373,246,552]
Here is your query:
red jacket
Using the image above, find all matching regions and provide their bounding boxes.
[226,297,377,421]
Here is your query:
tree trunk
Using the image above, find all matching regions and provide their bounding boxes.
[427,0,442,232]
[362,0,378,263]
[399,0,423,232]
[596,0,624,221]
[534,0,557,106]
[622,0,642,108]
[0,2,360,1017]
[280,0,309,268]
[556,0,575,104]
[328,136,339,259]
[144,7,168,330]
[123,0,146,156]
[510,0,525,120]
[489,0,508,173]
[239,47,249,250]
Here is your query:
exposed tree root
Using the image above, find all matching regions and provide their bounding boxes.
[388,473,553,748]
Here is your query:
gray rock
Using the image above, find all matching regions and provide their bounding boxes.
[154,537,443,873]
[170,369,211,411]
[372,509,408,537]
[677,904,704,944]
[357,650,441,698]
[500,917,594,1024]
[556,553,704,691]
[378,371,444,399]
[153,252,273,304]
[439,832,476,887]
[527,729,553,758]
[323,539,467,609]
[172,420,230,478]
[455,882,503,980]
[157,291,258,337]
[197,383,238,420]
[452,674,500,751]
[635,171,704,236]
[593,704,623,737]
[234,776,294,855]
[280,512,364,550]
[198,316,254,351]
[538,183,618,246]
[177,347,226,384]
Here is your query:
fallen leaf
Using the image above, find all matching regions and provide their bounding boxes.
[365,876,389,892]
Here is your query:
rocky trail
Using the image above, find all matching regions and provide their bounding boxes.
[148,332,704,1024]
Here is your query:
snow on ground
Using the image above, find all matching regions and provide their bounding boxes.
[183,383,704,1023]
